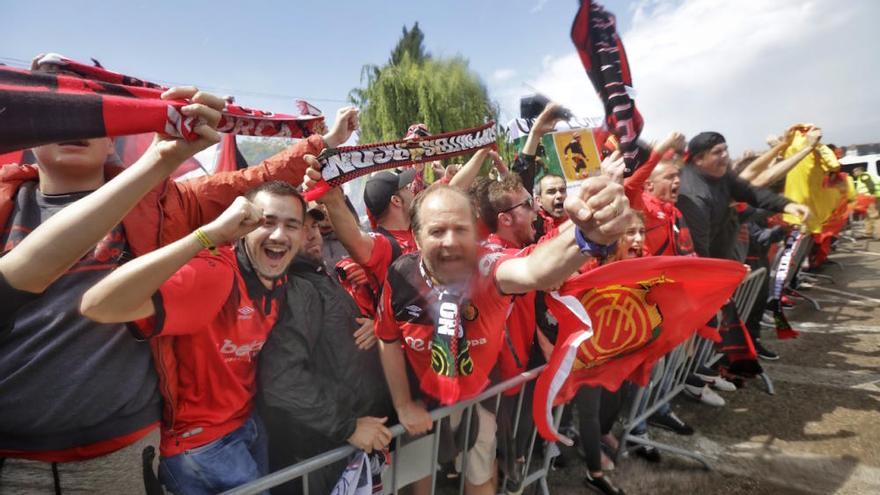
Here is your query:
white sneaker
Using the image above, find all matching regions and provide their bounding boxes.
[684,384,726,407]
[694,371,738,392]
[709,376,737,392]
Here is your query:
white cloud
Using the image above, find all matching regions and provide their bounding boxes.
[531,0,550,14]
[491,68,517,83]
[519,0,880,151]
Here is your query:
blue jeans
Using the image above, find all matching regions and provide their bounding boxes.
[159,414,268,495]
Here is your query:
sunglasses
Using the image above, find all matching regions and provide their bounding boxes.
[501,196,533,214]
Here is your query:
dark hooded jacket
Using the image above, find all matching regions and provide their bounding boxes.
[677,165,790,260]
[258,255,389,458]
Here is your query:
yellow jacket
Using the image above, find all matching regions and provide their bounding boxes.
[783,130,841,232]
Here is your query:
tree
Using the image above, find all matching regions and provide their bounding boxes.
[350,23,497,145]
[389,22,428,66]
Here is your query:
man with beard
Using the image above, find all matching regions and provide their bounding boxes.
[363,174,630,495]
[257,204,392,495]
[534,173,569,239]
[81,182,306,494]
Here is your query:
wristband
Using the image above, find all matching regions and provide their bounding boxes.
[194,228,220,256]
[574,228,618,259]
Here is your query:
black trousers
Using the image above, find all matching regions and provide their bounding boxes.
[574,386,622,473]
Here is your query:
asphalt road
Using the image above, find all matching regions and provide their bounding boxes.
[548,232,880,495]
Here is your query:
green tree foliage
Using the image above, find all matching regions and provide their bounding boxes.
[389,22,428,65]
[350,23,497,145]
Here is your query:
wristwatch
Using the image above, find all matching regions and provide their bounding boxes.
[575,228,618,259]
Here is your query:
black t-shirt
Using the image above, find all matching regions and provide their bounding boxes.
[0,182,161,453]
[0,272,39,336]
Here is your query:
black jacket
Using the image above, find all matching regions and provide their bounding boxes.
[677,165,790,260]
[258,256,389,456]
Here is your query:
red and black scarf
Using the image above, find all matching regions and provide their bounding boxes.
[0,56,325,153]
[571,0,646,176]
[304,122,496,201]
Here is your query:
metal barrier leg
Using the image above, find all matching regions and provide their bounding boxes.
[787,288,822,311]
[759,372,776,396]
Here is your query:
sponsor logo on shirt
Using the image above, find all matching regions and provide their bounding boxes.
[405,305,422,318]
[219,339,265,361]
[237,306,255,320]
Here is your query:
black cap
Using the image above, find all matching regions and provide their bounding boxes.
[687,132,726,163]
[305,202,326,221]
[363,169,417,219]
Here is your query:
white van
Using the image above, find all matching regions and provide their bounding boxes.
[840,154,880,180]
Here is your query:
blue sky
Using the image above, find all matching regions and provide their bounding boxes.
[5,0,878,151]
[4,0,622,121]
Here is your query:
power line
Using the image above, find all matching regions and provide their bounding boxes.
[0,56,351,105]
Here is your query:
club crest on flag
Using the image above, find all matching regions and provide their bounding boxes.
[575,280,666,370]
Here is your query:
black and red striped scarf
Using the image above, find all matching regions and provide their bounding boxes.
[571,0,646,176]
[0,55,325,154]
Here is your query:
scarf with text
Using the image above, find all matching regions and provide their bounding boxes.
[304,122,496,201]
[420,262,475,405]
[767,229,803,339]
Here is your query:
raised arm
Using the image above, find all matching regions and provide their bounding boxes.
[1,87,224,294]
[302,156,375,264]
[80,196,263,323]
[449,148,489,190]
[514,103,564,192]
[495,175,630,294]
[751,128,821,188]
[168,107,360,234]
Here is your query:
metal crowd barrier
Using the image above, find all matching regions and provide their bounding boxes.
[616,267,769,469]
[223,365,563,495]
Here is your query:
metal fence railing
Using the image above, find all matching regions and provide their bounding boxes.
[616,267,769,469]
[223,365,562,495]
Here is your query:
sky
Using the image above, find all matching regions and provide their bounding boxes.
[4,0,878,153]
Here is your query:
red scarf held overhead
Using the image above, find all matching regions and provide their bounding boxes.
[570,1,646,176]
[0,61,324,153]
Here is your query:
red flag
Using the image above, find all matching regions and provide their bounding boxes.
[533,256,745,444]
[213,134,249,174]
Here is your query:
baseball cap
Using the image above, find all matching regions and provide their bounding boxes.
[305,201,326,221]
[363,169,418,219]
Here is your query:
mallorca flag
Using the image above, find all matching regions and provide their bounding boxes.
[533,256,745,444]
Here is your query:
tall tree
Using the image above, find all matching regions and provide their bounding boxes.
[350,23,496,145]
[390,22,428,65]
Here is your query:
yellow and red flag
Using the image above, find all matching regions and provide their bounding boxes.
[533,256,745,444]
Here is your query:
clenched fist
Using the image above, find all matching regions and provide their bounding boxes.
[201,196,264,245]
[564,175,630,246]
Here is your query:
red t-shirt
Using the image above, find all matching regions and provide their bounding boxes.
[344,229,417,318]
[376,249,517,403]
[483,234,538,388]
[134,247,283,457]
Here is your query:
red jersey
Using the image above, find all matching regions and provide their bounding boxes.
[484,234,538,390]
[134,246,284,457]
[340,229,417,318]
[376,249,516,403]
[624,152,695,257]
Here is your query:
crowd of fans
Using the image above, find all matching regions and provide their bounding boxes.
[1,57,872,495]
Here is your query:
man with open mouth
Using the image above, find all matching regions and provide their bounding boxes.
[80,181,306,494]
